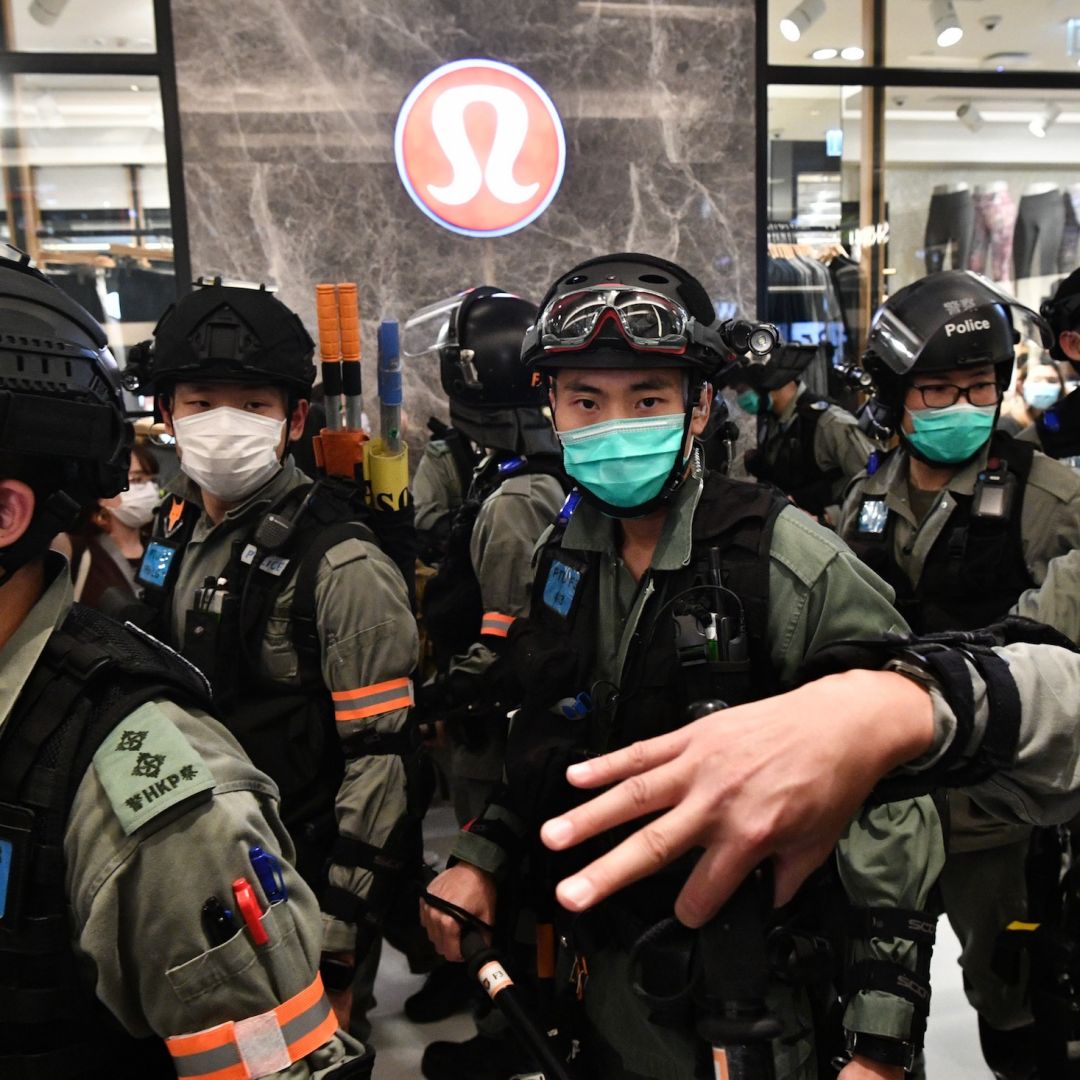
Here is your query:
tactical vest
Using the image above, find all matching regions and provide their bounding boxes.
[749,396,841,518]
[0,604,212,1080]
[503,472,785,919]
[846,433,1036,634]
[138,479,389,889]
[422,452,570,669]
[425,417,482,499]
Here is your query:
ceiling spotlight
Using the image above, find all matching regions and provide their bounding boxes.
[28,0,70,24]
[1029,103,1061,138]
[840,45,865,60]
[956,102,984,132]
[931,0,964,48]
[811,47,839,60]
[780,0,826,43]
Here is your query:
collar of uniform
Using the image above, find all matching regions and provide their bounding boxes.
[0,551,72,731]
[857,443,991,524]
[561,458,705,571]
[169,457,309,541]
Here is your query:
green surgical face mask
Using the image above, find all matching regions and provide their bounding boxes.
[737,389,761,415]
[905,402,997,464]
[558,413,686,510]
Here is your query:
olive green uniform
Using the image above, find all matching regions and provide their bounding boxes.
[758,381,879,520]
[445,470,566,825]
[1015,546,1080,643]
[839,441,1080,1032]
[164,459,419,957]
[2,556,366,1076]
[413,438,467,546]
[454,462,944,1079]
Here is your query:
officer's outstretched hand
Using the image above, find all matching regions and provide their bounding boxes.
[839,1058,904,1080]
[540,669,934,927]
[420,863,497,963]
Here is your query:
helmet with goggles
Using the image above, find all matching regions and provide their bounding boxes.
[521,253,777,375]
[126,277,316,396]
[862,270,1049,421]
[0,246,131,583]
[524,253,779,520]
[1041,267,1080,364]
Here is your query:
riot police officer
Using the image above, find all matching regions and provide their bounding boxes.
[0,249,370,1079]
[422,253,944,1080]
[838,269,1080,1080]
[128,279,420,1034]
[410,287,570,1060]
[736,343,879,524]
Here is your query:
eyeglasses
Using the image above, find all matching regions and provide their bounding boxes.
[909,380,1002,409]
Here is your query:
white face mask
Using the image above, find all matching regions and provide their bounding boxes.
[173,406,286,502]
[111,480,160,528]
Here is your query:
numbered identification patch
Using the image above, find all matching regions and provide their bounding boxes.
[138,541,179,589]
[543,559,582,618]
[93,702,215,835]
[857,498,889,536]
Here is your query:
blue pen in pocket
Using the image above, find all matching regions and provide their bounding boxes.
[248,846,288,904]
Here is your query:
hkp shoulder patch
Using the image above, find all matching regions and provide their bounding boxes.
[810,400,829,411]
[93,702,215,835]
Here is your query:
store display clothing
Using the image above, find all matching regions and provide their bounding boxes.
[1014,186,1065,281]
[766,252,843,397]
[969,186,1017,284]
[925,188,974,274]
[1059,186,1080,274]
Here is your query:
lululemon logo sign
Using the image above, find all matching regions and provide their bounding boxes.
[395,59,566,238]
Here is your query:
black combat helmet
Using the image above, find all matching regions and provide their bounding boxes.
[521,253,729,375]
[128,278,316,395]
[0,247,131,582]
[1041,267,1080,364]
[862,270,1050,418]
[438,287,543,408]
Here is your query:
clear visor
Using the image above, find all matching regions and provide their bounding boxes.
[401,291,470,358]
[540,287,690,351]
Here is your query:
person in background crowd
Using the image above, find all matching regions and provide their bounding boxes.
[999,357,1064,436]
[65,442,160,610]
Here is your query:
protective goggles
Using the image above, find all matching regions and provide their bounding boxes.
[533,286,710,354]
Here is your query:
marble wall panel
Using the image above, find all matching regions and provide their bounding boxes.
[172,0,758,434]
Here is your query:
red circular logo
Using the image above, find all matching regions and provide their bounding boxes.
[394,59,566,238]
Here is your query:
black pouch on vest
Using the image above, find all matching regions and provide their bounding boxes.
[183,593,241,700]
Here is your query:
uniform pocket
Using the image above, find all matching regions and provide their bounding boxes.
[165,903,302,1004]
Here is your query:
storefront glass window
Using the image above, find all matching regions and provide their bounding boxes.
[0,72,174,361]
[8,0,156,54]
[886,0,1080,75]
[882,87,1080,313]
[768,0,865,67]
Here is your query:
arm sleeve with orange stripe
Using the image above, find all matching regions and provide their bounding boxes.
[310,536,420,955]
[448,474,567,682]
[64,699,368,1075]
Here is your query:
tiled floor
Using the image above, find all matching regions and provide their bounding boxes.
[369,804,989,1078]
